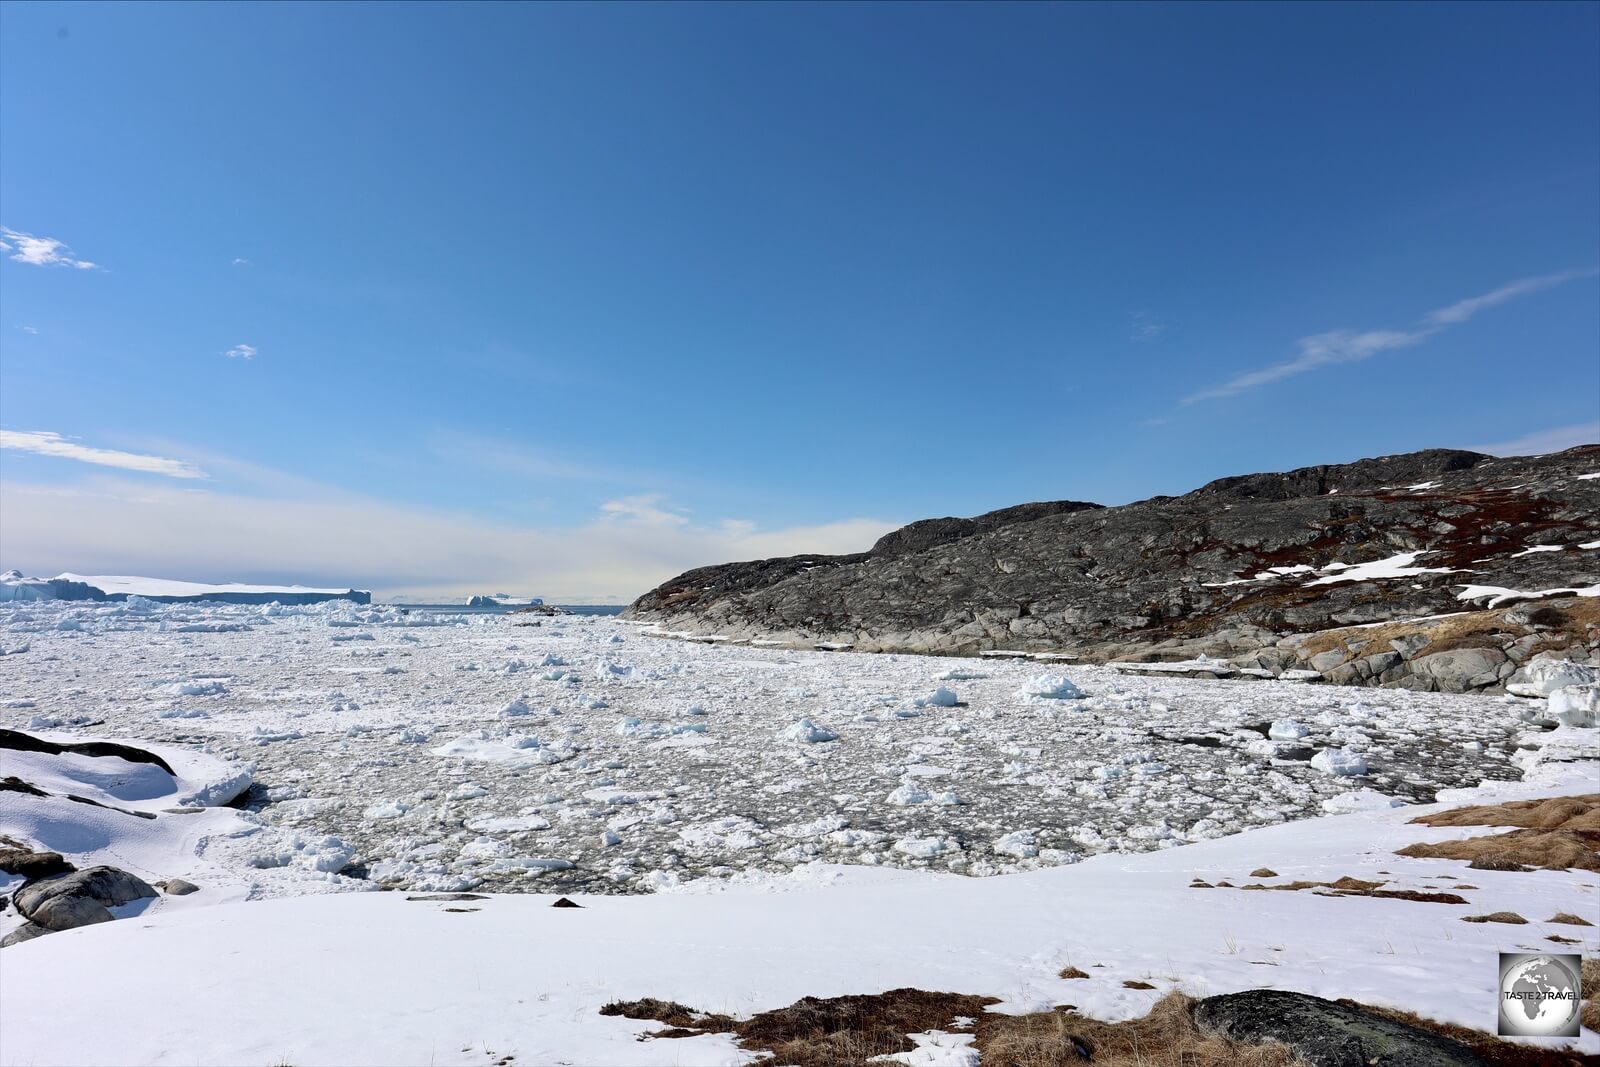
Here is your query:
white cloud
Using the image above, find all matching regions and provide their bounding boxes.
[231,257,251,266]
[1468,421,1600,458]
[599,493,690,527]
[1424,269,1596,326]
[1130,311,1165,341]
[225,344,257,360]
[0,430,207,480]
[0,477,896,601]
[0,226,98,269]
[20,325,38,335]
[1184,327,1433,403]
[1183,270,1595,404]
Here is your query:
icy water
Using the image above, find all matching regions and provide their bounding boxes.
[0,598,1531,898]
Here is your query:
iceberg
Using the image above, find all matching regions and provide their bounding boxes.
[0,571,369,605]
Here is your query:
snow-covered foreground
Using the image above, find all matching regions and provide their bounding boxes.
[2,764,1596,1066]
[0,598,1595,1065]
[0,599,1549,897]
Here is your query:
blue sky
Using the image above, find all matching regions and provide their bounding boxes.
[2,1,1597,599]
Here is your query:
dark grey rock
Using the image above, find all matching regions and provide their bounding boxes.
[626,446,1600,676]
[1193,989,1485,1067]
[1409,648,1509,693]
[0,922,52,948]
[14,866,158,932]
[0,848,75,880]
[1390,633,1431,659]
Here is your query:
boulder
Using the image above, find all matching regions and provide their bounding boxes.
[14,866,158,932]
[1193,989,1485,1067]
[0,922,52,947]
[0,849,75,881]
[156,878,200,896]
[1407,648,1509,693]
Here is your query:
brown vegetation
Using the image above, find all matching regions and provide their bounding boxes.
[1291,600,1600,666]
[605,984,1598,1067]
[1397,829,1600,872]
[1461,912,1528,924]
[1410,795,1600,831]
[1233,875,1468,904]
[1346,1000,1592,1067]
[976,993,1306,1067]
[1548,912,1594,926]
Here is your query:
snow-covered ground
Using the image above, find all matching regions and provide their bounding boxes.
[2,761,1595,1066]
[0,598,1594,1065]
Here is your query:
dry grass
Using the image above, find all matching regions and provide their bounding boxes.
[1410,794,1600,831]
[608,985,1594,1067]
[1058,966,1090,980]
[736,989,998,1066]
[1345,1000,1592,1067]
[1248,868,1277,878]
[1232,874,1468,904]
[1582,960,1600,1034]
[1549,912,1594,926]
[1461,911,1528,924]
[1292,599,1600,664]
[1396,828,1600,872]
[975,993,1306,1067]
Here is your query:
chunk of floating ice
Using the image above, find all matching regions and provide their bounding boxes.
[164,679,228,697]
[1268,719,1310,740]
[1549,683,1598,728]
[782,718,839,743]
[938,668,987,681]
[1013,673,1085,701]
[993,830,1038,858]
[1310,747,1368,776]
[892,836,959,858]
[497,698,533,717]
[886,783,932,806]
[914,687,959,708]
[364,799,410,820]
[1320,789,1404,814]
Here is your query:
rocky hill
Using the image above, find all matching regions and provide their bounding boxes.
[625,446,1600,691]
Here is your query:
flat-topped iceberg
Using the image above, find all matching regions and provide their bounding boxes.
[0,571,369,605]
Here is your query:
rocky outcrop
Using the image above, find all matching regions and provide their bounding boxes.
[1193,990,1485,1067]
[627,446,1600,690]
[12,866,158,933]
[1251,597,1600,693]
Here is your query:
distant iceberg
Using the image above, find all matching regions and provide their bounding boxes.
[467,594,544,607]
[0,571,370,605]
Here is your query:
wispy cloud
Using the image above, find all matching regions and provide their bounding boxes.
[1130,311,1165,342]
[231,257,251,267]
[599,493,690,527]
[20,326,38,335]
[1183,269,1596,404]
[0,430,207,480]
[225,344,257,360]
[1424,270,1594,326]
[0,226,99,270]
[1468,421,1599,458]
